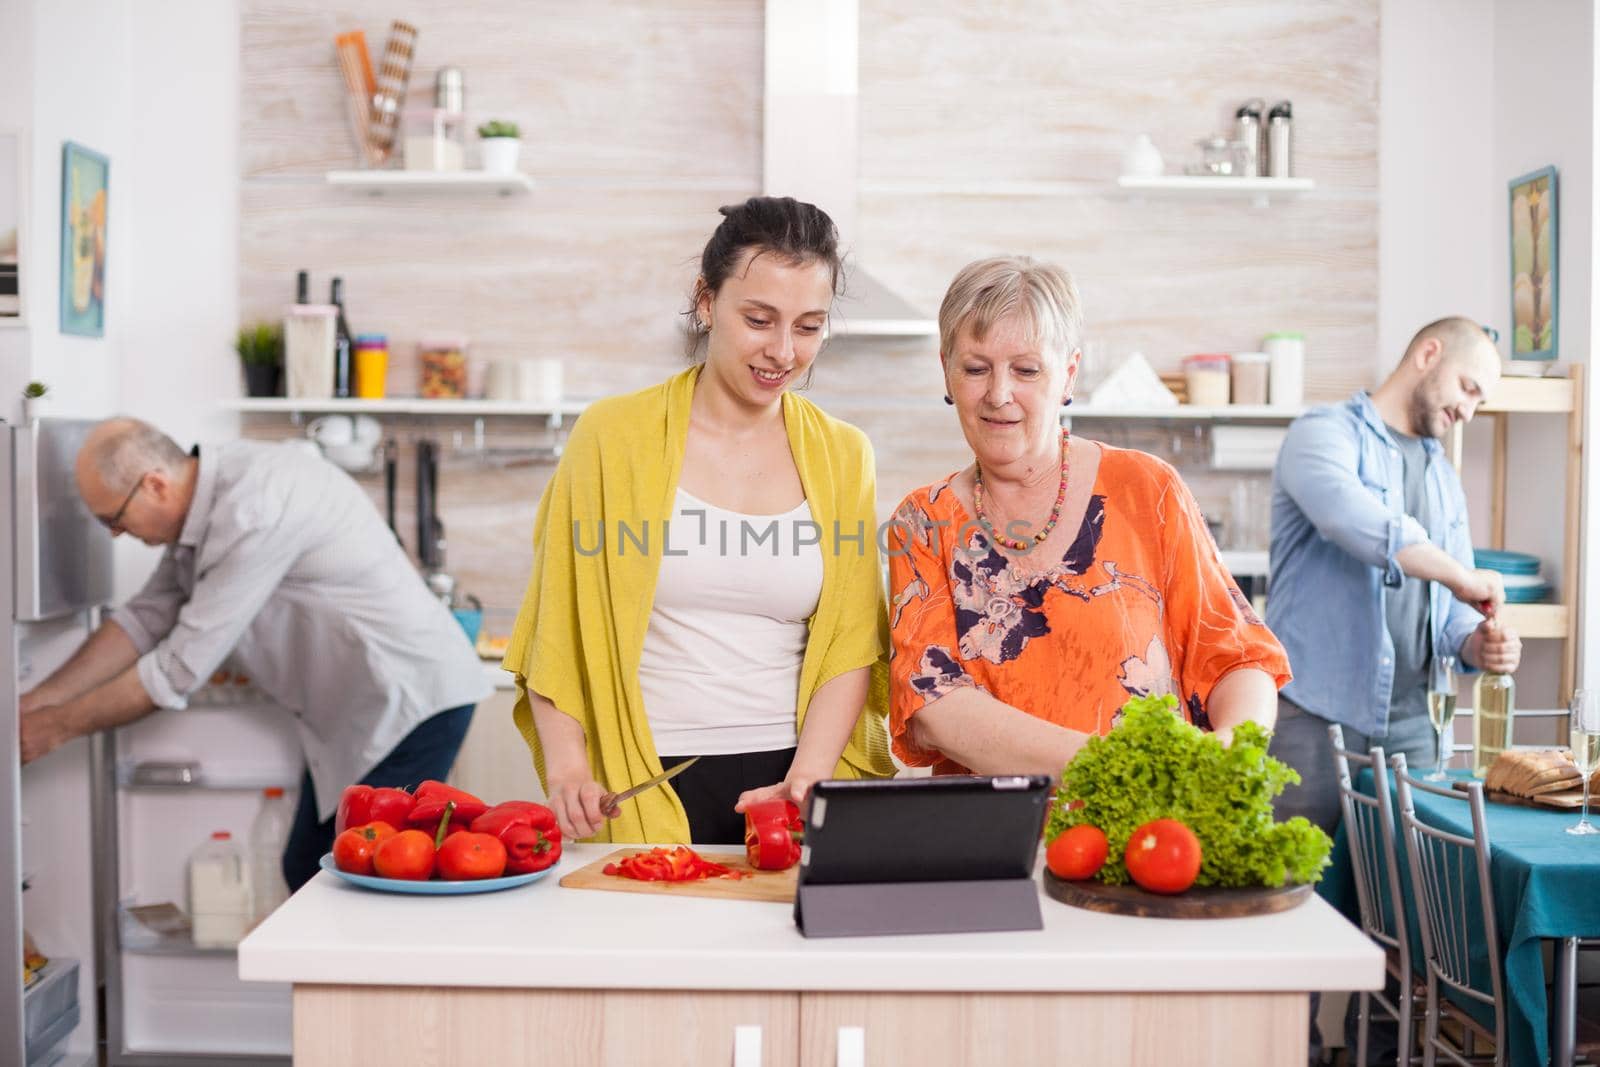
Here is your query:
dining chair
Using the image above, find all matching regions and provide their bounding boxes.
[1330,724,1422,1066]
[1392,754,1507,1067]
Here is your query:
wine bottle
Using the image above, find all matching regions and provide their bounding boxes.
[1473,669,1515,777]
[330,277,353,399]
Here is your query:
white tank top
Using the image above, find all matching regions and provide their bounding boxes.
[639,487,824,756]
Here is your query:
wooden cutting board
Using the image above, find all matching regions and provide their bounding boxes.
[1454,781,1590,809]
[559,849,797,903]
[1042,871,1312,919]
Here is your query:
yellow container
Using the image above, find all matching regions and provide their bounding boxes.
[354,342,388,399]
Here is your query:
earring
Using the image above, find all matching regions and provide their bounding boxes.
[943,395,954,406]
[1062,396,1073,407]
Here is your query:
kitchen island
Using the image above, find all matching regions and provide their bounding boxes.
[239,843,1381,1067]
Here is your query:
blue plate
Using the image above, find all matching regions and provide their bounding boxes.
[318,853,555,894]
[1474,548,1542,575]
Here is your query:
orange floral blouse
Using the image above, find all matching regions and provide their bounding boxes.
[887,443,1291,773]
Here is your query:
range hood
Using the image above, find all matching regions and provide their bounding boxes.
[764,0,937,338]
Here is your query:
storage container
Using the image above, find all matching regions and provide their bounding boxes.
[1263,331,1305,408]
[283,305,337,400]
[24,957,80,1065]
[353,334,389,399]
[1230,352,1270,406]
[402,108,466,172]
[1182,354,1231,407]
[419,336,469,398]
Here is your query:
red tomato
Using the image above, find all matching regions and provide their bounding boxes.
[436,832,509,881]
[373,829,437,880]
[1123,818,1202,895]
[1045,825,1109,881]
[332,821,397,876]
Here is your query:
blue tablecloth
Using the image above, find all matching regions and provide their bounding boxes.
[1320,768,1600,1067]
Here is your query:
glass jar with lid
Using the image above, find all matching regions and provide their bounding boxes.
[418,335,469,398]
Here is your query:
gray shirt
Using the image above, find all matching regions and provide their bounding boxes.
[1385,427,1433,725]
[112,441,491,819]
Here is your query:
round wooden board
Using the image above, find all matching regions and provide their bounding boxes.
[1042,871,1313,919]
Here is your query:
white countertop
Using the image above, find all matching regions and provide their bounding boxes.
[238,844,1382,994]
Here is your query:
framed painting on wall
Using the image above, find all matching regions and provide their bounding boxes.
[1509,165,1557,361]
[0,131,20,324]
[59,141,108,337]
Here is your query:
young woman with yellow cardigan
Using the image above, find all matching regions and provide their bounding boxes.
[503,197,895,844]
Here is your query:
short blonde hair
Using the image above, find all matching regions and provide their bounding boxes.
[938,256,1083,367]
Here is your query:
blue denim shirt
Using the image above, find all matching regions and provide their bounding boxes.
[1266,391,1482,736]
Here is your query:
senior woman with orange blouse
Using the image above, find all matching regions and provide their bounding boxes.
[887,256,1290,776]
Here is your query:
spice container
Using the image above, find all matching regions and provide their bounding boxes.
[403,107,466,172]
[418,335,469,398]
[1182,354,1231,407]
[353,334,389,399]
[1229,352,1270,406]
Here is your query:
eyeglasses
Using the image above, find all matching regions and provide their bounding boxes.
[99,471,150,529]
[1481,324,1501,344]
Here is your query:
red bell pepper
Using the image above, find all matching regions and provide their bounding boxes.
[407,781,488,828]
[603,846,749,882]
[334,784,417,836]
[743,799,804,871]
[469,800,563,874]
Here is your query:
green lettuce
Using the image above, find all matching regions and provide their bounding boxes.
[1045,694,1331,887]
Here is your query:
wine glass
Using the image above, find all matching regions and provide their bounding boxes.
[1566,689,1600,836]
[1426,655,1458,781]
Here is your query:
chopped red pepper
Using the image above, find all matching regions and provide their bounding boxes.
[602,846,750,882]
[743,799,804,871]
[335,784,417,836]
[407,781,489,828]
[470,801,563,874]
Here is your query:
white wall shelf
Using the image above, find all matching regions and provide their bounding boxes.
[222,397,588,419]
[1066,404,1304,422]
[325,170,534,196]
[1116,175,1315,206]
[831,318,938,338]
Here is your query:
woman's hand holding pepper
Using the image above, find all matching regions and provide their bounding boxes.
[734,774,815,814]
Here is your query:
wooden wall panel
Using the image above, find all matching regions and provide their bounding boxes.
[239,0,1378,623]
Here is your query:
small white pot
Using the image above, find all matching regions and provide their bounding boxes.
[21,394,46,425]
[480,137,521,175]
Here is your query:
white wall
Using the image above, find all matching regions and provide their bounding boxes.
[22,0,131,419]
[115,0,242,598]
[1378,0,1496,376]
[1490,0,1593,706]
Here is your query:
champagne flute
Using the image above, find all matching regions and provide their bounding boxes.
[1427,655,1458,781]
[1566,689,1600,836]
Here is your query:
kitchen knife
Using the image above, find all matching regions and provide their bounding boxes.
[599,756,701,815]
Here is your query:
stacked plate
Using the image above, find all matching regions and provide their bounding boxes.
[1474,548,1552,603]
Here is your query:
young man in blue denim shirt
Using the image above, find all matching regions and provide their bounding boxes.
[1266,317,1522,1064]
[1267,316,1521,834]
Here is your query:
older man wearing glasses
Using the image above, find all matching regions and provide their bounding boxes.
[18,417,490,891]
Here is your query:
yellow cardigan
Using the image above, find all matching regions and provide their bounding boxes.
[503,365,895,843]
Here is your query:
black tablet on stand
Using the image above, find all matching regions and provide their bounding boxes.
[793,774,1054,938]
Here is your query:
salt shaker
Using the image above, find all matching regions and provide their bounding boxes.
[1234,99,1265,178]
[1267,101,1293,178]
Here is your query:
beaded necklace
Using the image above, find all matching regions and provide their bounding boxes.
[973,428,1071,552]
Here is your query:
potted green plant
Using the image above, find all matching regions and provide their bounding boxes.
[236,322,283,397]
[477,119,521,175]
[21,381,47,425]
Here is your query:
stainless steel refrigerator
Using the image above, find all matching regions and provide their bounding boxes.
[2,419,295,1066]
